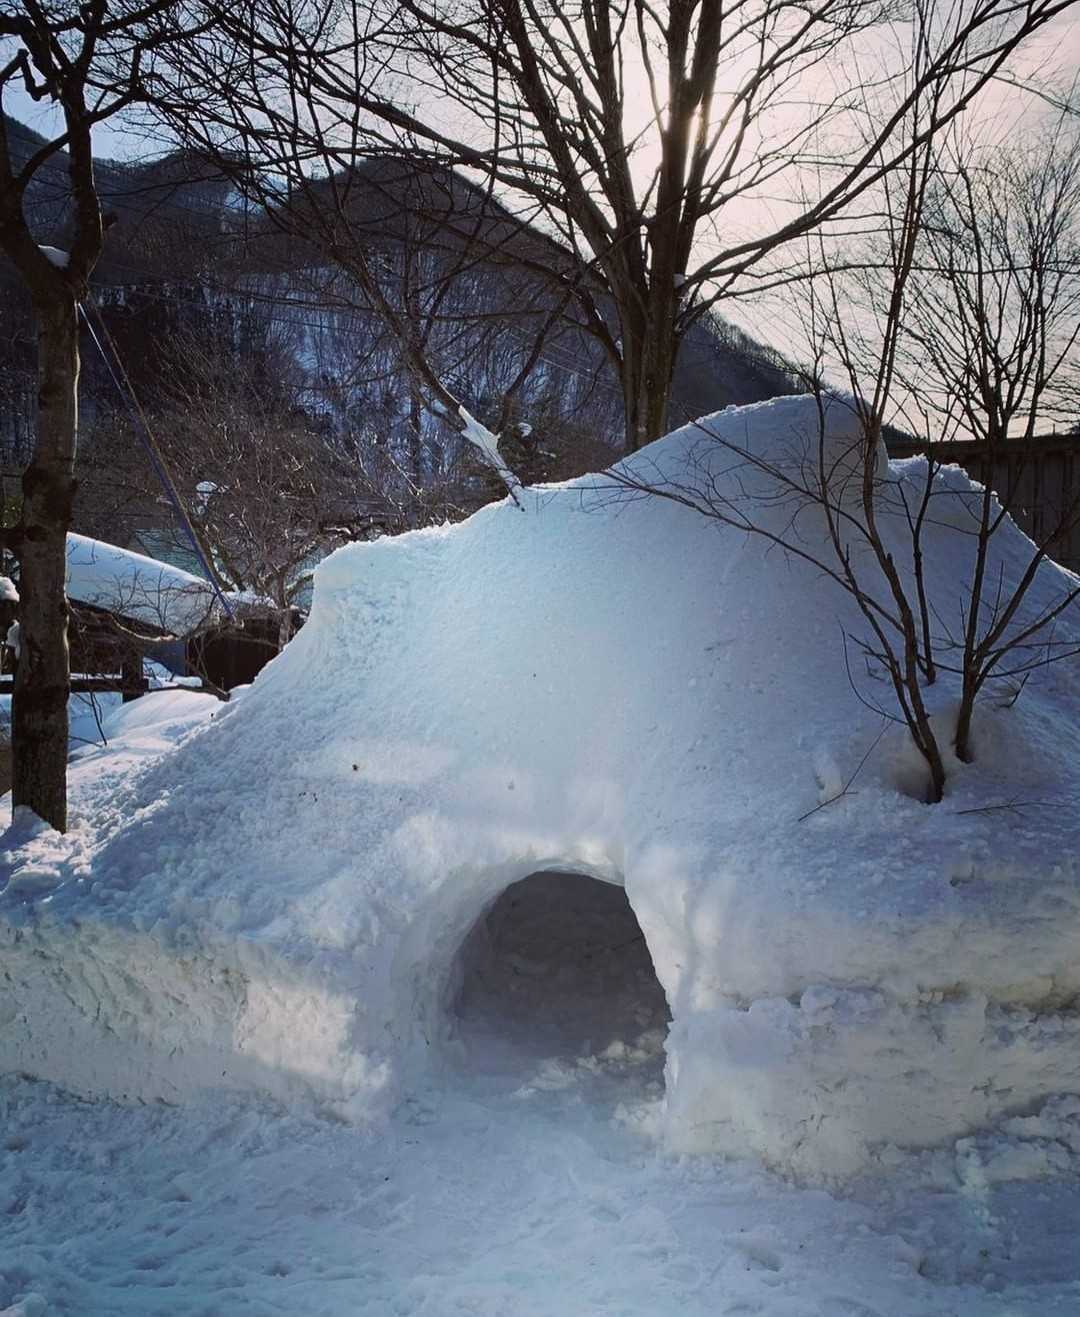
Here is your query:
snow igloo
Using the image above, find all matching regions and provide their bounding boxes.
[3,394,1080,1179]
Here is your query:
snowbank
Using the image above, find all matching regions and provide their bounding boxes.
[3,395,1080,1179]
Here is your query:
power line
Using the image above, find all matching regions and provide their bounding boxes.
[7,159,629,409]
[4,268,627,404]
[79,294,234,619]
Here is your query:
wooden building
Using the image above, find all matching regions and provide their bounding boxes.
[886,433,1080,574]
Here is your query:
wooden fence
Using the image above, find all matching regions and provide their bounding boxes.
[886,433,1080,574]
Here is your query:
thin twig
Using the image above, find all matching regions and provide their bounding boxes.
[798,718,889,822]
[953,798,1055,817]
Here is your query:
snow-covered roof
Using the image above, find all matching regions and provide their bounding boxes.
[4,395,1080,1181]
[65,533,216,636]
[0,576,17,604]
[38,244,70,269]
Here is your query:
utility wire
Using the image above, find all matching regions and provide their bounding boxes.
[4,277,627,403]
[78,294,234,620]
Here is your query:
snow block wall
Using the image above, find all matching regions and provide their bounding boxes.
[3,395,1080,1179]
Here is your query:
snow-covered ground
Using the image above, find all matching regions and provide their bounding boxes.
[1,835,1078,1314]
[4,1036,1080,1314]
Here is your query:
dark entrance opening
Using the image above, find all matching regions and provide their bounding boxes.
[449,871,670,1069]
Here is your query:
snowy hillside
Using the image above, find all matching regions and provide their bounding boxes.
[2,113,798,502]
[2,395,1080,1190]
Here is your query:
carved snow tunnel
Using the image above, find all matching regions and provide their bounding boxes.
[447,871,671,1080]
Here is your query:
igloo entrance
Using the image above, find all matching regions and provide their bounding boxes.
[448,871,670,1071]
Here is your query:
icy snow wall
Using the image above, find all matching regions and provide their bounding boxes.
[3,394,1080,1179]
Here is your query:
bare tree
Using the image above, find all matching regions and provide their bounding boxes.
[104,322,348,648]
[0,0,199,829]
[283,216,621,503]
[126,132,554,502]
[605,111,1080,803]
[152,0,1072,456]
[862,119,1080,766]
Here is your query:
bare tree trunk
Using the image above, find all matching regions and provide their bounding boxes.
[12,295,78,831]
[954,675,978,765]
[620,306,676,451]
[1,0,204,831]
[408,382,423,481]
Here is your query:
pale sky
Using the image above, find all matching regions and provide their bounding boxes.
[5,9,1078,169]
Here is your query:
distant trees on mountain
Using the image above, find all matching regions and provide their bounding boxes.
[2,117,798,511]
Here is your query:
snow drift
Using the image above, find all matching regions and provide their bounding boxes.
[3,394,1080,1179]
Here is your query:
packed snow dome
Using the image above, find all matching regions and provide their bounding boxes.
[3,394,1080,1180]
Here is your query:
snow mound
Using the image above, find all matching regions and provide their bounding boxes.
[3,394,1080,1179]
